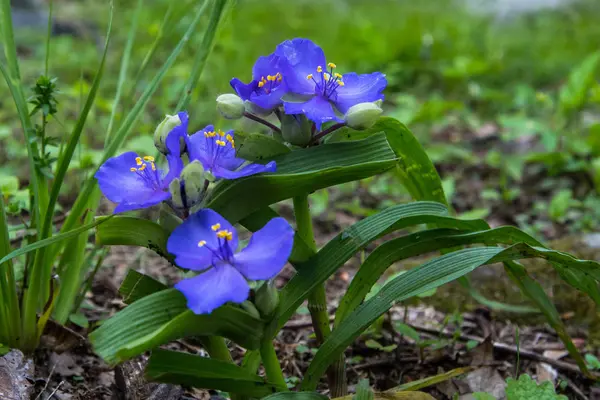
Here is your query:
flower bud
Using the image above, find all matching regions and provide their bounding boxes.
[255,281,279,317]
[281,113,312,146]
[344,102,383,130]
[169,178,184,209]
[179,161,206,209]
[154,114,184,154]
[216,94,245,120]
[240,300,261,319]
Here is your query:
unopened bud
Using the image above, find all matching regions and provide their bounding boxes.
[281,113,311,146]
[169,178,184,209]
[179,161,206,209]
[154,114,184,154]
[217,94,245,120]
[240,300,261,319]
[344,102,382,130]
[255,281,279,317]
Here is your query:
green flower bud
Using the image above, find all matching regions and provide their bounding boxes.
[179,161,206,209]
[217,94,245,120]
[240,300,261,319]
[154,114,184,154]
[281,113,312,146]
[344,102,383,130]
[255,281,279,317]
[169,178,184,209]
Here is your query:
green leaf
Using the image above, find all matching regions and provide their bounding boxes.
[394,323,420,342]
[119,269,168,303]
[505,374,567,400]
[89,289,265,365]
[95,216,172,262]
[302,244,600,390]
[585,353,600,370]
[459,276,540,314]
[335,226,540,325]
[0,217,111,267]
[559,51,600,116]
[145,349,286,396]
[279,202,487,326]
[206,132,398,223]
[235,131,291,162]
[262,392,328,400]
[473,393,496,400]
[364,339,382,349]
[354,379,374,400]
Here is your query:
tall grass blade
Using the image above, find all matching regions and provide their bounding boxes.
[0,195,21,347]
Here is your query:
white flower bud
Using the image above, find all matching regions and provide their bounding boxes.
[154,114,184,154]
[344,102,383,130]
[216,93,245,120]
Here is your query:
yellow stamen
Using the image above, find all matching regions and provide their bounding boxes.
[277,75,283,82]
[323,73,330,81]
[130,167,137,172]
[143,156,155,162]
[151,162,156,171]
[328,62,336,68]
[267,75,276,81]
[317,66,322,73]
[135,157,143,166]
[230,140,235,148]
[218,129,225,137]
[258,81,265,88]
[139,163,147,171]
[197,240,207,247]
[211,223,221,231]
[216,140,226,146]
[216,229,233,241]
[226,134,233,142]
[337,81,345,86]
[306,74,313,80]
[204,132,210,138]
[334,72,342,78]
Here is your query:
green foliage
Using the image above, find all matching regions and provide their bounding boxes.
[505,374,567,400]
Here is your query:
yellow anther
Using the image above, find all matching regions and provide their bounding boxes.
[230,140,235,148]
[205,131,216,137]
[317,66,323,73]
[337,81,345,86]
[216,140,226,146]
[277,75,283,82]
[323,73,330,81]
[151,162,156,171]
[130,167,137,172]
[197,240,207,247]
[226,134,233,142]
[216,229,233,241]
[334,73,342,79]
[218,129,225,137]
[204,132,210,138]
[267,75,276,81]
[135,157,143,166]
[306,74,313,80]
[328,62,336,68]
[258,81,265,88]
[211,223,221,231]
[143,156,155,162]
[139,163,147,171]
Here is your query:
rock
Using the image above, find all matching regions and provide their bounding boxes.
[0,349,34,400]
[115,356,183,400]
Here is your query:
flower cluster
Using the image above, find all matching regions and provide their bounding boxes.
[228,38,387,136]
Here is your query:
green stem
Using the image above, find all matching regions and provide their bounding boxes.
[292,195,347,396]
[198,336,233,362]
[0,195,21,347]
[259,340,288,391]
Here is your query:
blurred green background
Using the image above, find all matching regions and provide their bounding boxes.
[2,0,600,238]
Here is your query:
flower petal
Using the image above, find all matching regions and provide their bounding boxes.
[95,152,157,204]
[167,209,239,270]
[188,126,244,172]
[284,96,342,130]
[249,82,287,110]
[175,265,249,314]
[334,72,387,113]
[276,38,324,95]
[212,161,276,180]
[230,78,256,101]
[114,190,171,213]
[234,217,294,280]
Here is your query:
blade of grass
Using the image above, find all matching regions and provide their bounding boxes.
[105,0,143,144]
[175,0,229,110]
[0,195,21,347]
[45,0,53,76]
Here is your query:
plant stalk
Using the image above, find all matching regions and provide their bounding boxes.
[198,336,233,363]
[259,340,288,391]
[292,195,347,396]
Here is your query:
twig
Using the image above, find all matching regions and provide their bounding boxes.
[409,323,599,379]
[243,112,281,133]
[46,380,64,400]
[34,363,57,400]
[355,356,419,370]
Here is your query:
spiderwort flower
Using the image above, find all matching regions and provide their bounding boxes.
[277,38,387,129]
[95,149,183,213]
[230,52,288,111]
[168,209,294,314]
[185,125,276,180]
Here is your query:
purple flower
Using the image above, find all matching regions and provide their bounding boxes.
[168,209,294,314]
[185,125,276,180]
[230,52,288,111]
[276,38,387,129]
[95,117,185,213]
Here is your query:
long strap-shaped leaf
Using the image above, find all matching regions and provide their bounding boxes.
[302,244,600,389]
[206,132,399,223]
[278,202,489,327]
[89,288,265,365]
[145,349,286,396]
